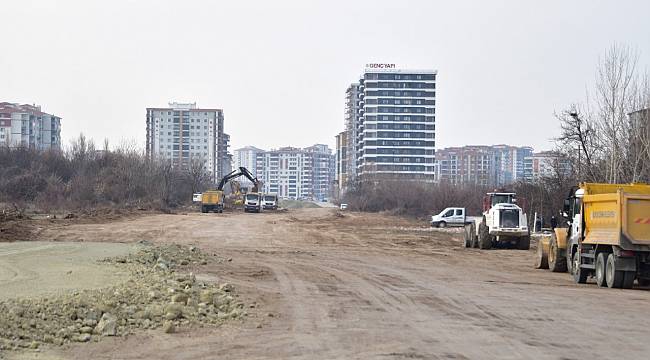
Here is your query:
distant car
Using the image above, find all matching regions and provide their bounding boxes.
[321,198,328,202]
[340,203,348,210]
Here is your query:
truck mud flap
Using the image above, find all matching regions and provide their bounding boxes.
[614,256,637,272]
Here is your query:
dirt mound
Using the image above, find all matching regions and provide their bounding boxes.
[0,243,244,351]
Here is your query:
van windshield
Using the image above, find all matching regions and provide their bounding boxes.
[246,194,259,201]
[264,196,276,201]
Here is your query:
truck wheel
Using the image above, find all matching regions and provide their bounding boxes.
[201,205,207,213]
[572,251,588,284]
[606,253,624,288]
[534,238,549,269]
[548,235,567,272]
[595,252,607,287]
[438,221,447,228]
[518,235,530,250]
[478,222,492,249]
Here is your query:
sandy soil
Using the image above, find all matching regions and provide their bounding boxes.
[8,208,650,359]
[0,242,133,300]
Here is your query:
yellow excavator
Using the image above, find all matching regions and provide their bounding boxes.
[201,167,260,213]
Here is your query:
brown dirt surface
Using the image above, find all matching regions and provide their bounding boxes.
[6,208,650,359]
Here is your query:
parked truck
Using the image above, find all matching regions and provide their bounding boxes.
[537,183,650,288]
[201,190,224,213]
[463,191,530,250]
[244,193,263,213]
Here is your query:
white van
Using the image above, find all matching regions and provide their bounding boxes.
[430,207,466,228]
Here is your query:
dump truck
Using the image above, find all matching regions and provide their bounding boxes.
[201,190,224,213]
[464,191,530,249]
[535,183,650,288]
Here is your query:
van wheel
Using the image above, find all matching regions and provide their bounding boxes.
[438,221,447,228]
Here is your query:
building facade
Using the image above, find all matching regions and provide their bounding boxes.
[523,151,572,181]
[336,65,437,191]
[435,146,494,185]
[0,102,61,150]
[255,144,335,200]
[335,131,348,190]
[234,146,264,174]
[145,102,227,181]
[435,145,535,186]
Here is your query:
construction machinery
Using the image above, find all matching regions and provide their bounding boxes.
[201,167,261,214]
[464,191,530,250]
[536,183,650,288]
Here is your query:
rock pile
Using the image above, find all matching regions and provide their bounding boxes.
[0,243,244,351]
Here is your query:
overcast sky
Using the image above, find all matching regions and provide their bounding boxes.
[1,0,649,153]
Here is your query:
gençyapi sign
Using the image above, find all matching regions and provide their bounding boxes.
[365,63,396,69]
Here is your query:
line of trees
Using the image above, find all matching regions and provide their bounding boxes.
[0,134,213,212]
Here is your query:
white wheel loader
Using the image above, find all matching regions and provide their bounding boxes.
[463,192,530,250]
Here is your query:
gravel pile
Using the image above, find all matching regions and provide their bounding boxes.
[0,243,244,351]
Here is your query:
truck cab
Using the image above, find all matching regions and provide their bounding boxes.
[262,194,278,210]
[244,193,263,213]
[431,207,465,228]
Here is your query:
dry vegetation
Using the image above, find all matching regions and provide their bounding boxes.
[0,135,212,215]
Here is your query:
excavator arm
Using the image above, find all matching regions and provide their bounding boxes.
[217,167,260,192]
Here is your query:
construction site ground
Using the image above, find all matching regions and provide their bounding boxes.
[5,207,650,359]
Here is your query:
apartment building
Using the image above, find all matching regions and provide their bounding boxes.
[491,145,534,185]
[255,145,335,200]
[234,146,264,173]
[523,151,572,181]
[435,146,494,185]
[335,131,348,189]
[435,145,535,186]
[336,64,437,189]
[0,102,61,150]
[145,102,229,181]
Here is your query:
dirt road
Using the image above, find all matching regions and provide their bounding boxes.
[13,208,650,359]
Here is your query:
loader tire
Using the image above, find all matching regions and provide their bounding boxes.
[548,235,567,273]
[534,237,550,269]
[478,222,492,250]
[201,205,208,213]
[463,224,472,248]
[573,251,588,284]
[518,235,531,250]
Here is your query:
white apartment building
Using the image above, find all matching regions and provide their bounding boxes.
[255,145,335,200]
[337,64,437,184]
[0,102,61,150]
[146,102,228,181]
[234,146,264,174]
